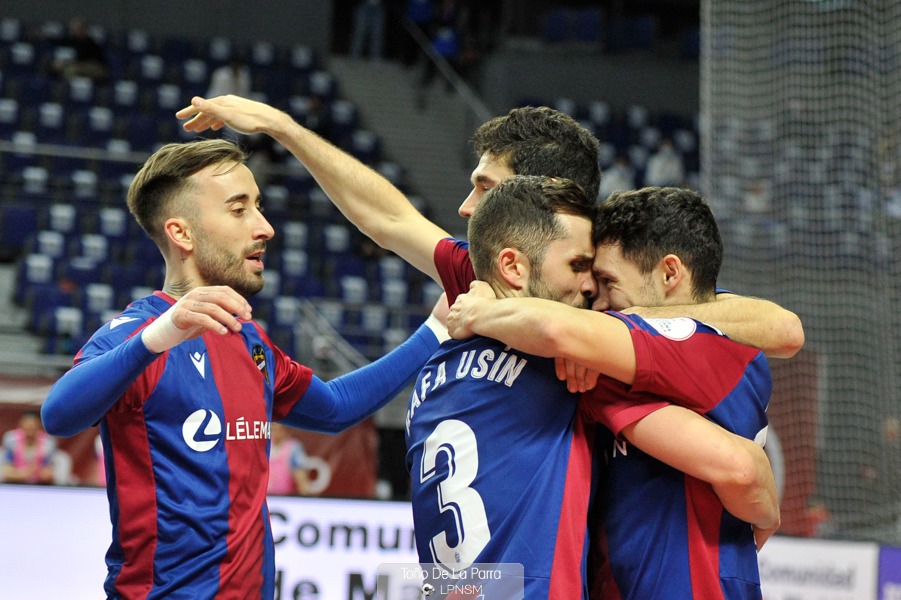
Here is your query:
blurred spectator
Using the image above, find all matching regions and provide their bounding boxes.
[207,56,276,171]
[207,56,251,99]
[268,423,315,496]
[2,410,57,484]
[598,154,636,200]
[349,0,386,61]
[402,0,434,67]
[644,137,686,187]
[51,17,109,80]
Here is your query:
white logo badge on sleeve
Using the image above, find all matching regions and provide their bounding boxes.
[643,317,697,341]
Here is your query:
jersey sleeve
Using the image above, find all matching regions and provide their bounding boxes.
[613,313,767,414]
[267,336,315,422]
[580,379,671,438]
[433,237,476,304]
[278,321,441,433]
[41,311,164,437]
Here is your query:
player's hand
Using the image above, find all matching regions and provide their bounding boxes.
[555,357,601,393]
[753,523,779,551]
[142,286,252,353]
[447,281,496,339]
[176,95,287,136]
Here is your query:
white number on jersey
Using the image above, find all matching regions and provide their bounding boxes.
[419,419,491,569]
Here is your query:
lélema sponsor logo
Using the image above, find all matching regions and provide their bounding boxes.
[182,409,222,452]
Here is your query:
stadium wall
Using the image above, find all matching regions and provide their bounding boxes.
[2,0,332,54]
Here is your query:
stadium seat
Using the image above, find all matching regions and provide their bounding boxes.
[380,279,409,305]
[0,17,22,43]
[573,8,603,43]
[282,221,310,250]
[0,203,39,261]
[349,129,381,164]
[541,8,573,44]
[208,36,233,65]
[290,45,316,73]
[60,256,104,287]
[339,275,368,304]
[360,304,388,332]
[281,248,309,278]
[81,282,115,317]
[0,98,19,139]
[34,230,68,258]
[308,70,337,103]
[251,41,276,68]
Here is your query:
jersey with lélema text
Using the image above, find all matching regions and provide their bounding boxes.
[72,292,313,600]
[583,313,772,600]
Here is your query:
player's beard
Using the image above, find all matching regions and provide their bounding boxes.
[527,264,591,309]
[192,228,266,298]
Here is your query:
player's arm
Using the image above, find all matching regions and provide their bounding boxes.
[281,296,450,433]
[626,293,804,359]
[621,404,781,548]
[177,95,450,282]
[42,287,251,437]
[447,282,637,383]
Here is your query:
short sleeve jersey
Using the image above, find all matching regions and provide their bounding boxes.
[412,241,596,598]
[583,312,772,600]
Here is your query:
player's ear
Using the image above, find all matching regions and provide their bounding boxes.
[496,247,528,292]
[164,217,194,253]
[660,254,684,292]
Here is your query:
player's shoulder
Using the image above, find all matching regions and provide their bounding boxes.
[82,294,166,351]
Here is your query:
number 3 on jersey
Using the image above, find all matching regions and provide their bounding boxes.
[420,419,491,569]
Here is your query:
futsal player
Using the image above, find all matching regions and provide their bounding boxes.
[176,94,805,360]
[40,139,450,599]
[446,186,780,599]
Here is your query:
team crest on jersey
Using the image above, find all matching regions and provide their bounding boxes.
[252,344,269,384]
[643,317,697,341]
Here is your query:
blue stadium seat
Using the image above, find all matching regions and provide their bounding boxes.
[0,203,39,261]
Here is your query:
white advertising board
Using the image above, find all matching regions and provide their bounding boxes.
[759,535,880,600]
[0,485,418,600]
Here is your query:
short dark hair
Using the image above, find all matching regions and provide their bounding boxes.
[468,175,595,283]
[126,139,248,247]
[472,106,601,201]
[595,187,722,300]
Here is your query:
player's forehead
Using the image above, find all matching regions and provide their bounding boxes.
[189,162,260,206]
[470,152,515,188]
[593,242,630,275]
[548,214,595,260]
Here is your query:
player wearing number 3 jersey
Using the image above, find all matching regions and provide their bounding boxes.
[406,176,600,598]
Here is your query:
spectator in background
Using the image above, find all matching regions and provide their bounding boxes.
[267,422,315,496]
[51,17,108,81]
[2,410,57,485]
[598,154,636,200]
[207,56,252,99]
[207,55,277,172]
[349,0,386,61]
[644,137,685,187]
[402,0,434,68]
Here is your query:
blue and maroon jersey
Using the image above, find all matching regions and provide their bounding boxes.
[43,289,439,599]
[78,292,311,599]
[405,336,595,599]
[583,313,772,600]
[418,241,595,598]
